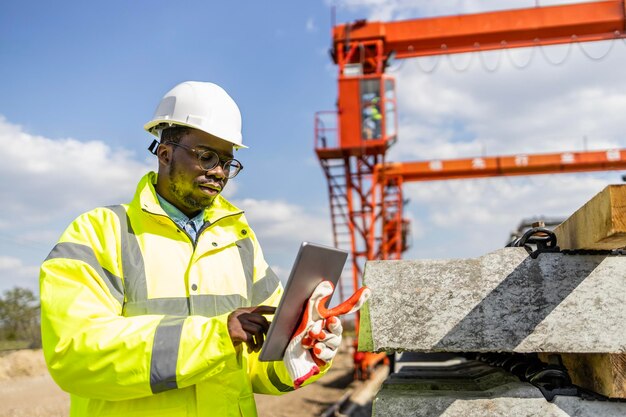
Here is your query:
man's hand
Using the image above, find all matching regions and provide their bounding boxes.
[227,306,276,352]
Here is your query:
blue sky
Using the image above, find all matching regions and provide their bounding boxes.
[2,0,626,295]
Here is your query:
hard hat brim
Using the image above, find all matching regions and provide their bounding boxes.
[144,119,248,150]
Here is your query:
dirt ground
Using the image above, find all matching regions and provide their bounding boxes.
[0,341,360,417]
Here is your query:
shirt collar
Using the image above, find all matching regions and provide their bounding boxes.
[156,193,205,232]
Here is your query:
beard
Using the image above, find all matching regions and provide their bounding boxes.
[168,158,216,213]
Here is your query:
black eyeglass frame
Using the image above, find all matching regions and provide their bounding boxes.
[163,141,244,179]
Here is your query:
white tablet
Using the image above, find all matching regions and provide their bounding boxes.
[258,242,348,361]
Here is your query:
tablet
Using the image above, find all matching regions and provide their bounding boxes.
[258,242,348,361]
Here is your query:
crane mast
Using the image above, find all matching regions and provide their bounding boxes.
[315,1,626,351]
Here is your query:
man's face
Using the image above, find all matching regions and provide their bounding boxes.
[156,129,235,217]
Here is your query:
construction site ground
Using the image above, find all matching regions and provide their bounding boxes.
[0,338,381,417]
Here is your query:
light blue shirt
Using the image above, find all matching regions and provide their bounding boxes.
[156,193,205,242]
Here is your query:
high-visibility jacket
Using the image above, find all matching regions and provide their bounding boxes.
[40,172,324,417]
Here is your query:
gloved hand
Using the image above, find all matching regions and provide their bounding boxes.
[283,280,371,388]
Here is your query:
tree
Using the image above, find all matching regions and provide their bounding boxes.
[0,287,41,348]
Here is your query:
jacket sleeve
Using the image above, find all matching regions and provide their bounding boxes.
[40,208,240,401]
[240,232,331,395]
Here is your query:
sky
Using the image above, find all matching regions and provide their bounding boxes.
[1,0,626,297]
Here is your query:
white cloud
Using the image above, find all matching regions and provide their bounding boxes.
[0,256,39,295]
[390,40,626,161]
[390,40,626,256]
[402,172,617,261]
[235,198,332,247]
[0,116,153,224]
[0,117,154,294]
[0,256,22,269]
[306,17,317,33]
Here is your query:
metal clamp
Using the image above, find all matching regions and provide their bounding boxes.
[507,227,560,258]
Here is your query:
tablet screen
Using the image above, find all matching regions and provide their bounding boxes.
[258,242,348,361]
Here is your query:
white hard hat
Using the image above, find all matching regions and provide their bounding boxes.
[144,81,246,149]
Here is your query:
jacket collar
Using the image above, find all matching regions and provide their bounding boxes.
[132,172,244,224]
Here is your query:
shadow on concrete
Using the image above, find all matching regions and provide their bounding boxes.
[432,253,605,351]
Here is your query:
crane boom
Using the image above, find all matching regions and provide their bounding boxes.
[333,0,626,74]
[376,149,626,182]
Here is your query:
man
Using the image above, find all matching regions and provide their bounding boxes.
[40,81,368,417]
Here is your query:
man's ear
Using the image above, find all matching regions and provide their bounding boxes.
[156,143,172,166]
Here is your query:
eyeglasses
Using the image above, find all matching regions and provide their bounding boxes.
[164,142,244,179]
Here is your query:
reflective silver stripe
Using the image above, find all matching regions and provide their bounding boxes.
[191,294,247,317]
[150,316,185,393]
[107,205,150,313]
[236,237,254,302]
[125,294,251,317]
[267,362,294,392]
[252,267,280,306]
[236,238,280,306]
[45,242,124,305]
[124,298,191,316]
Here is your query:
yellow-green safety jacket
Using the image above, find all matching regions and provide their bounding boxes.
[40,172,325,417]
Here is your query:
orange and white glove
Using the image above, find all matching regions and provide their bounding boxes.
[283,280,371,389]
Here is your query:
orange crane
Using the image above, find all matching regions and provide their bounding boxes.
[314,0,626,378]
